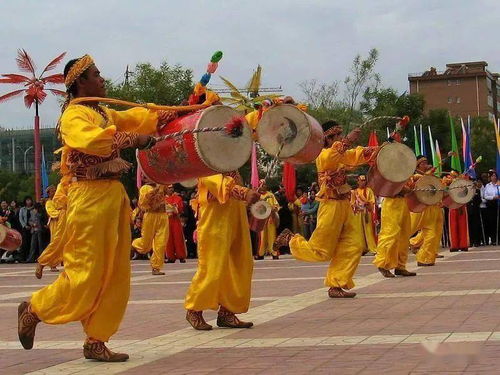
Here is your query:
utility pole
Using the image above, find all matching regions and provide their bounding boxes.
[124,65,131,86]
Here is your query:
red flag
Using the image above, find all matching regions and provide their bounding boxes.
[368,130,379,147]
[281,162,296,202]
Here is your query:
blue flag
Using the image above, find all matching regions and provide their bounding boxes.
[463,117,476,178]
[41,145,49,198]
[420,124,427,157]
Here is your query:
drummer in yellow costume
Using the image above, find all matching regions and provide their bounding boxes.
[17,54,175,362]
[409,156,444,267]
[351,175,377,255]
[257,180,280,260]
[185,172,260,330]
[132,182,169,275]
[373,173,417,277]
[274,121,378,298]
[35,182,69,278]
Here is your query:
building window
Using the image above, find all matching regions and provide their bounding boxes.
[447,80,452,86]
[456,97,461,104]
[456,79,461,85]
[448,97,453,103]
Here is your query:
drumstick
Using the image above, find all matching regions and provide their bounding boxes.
[461,156,483,177]
[71,96,208,112]
[153,117,245,142]
[359,116,408,129]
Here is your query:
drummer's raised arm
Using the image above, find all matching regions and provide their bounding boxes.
[333,142,377,167]
[106,107,177,135]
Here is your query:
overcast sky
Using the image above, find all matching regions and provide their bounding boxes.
[0,0,498,129]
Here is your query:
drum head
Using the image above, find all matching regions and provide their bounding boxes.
[448,179,475,204]
[179,179,198,188]
[250,201,272,220]
[376,143,417,183]
[414,175,444,205]
[195,106,252,173]
[257,104,317,158]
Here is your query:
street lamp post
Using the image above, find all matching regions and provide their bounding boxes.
[24,146,33,173]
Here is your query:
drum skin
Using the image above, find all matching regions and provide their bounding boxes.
[406,175,444,213]
[138,106,252,185]
[249,201,272,232]
[442,178,475,209]
[257,104,324,164]
[0,225,22,252]
[368,142,417,197]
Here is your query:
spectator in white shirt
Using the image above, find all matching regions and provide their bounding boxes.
[484,170,499,245]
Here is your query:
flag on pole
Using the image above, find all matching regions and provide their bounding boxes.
[368,130,379,147]
[435,140,443,176]
[449,114,461,171]
[413,126,421,155]
[282,162,296,202]
[462,117,476,178]
[428,126,437,172]
[420,124,427,157]
[41,145,49,198]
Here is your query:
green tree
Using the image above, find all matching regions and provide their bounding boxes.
[343,48,381,126]
[0,170,60,202]
[107,62,194,106]
[105,60,195,197]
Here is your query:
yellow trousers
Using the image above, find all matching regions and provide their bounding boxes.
[353,211,377,253]
[258,220,278,256]
[132,212,169,270]
[185,199,253,313]
[373,197,411,270]
[412,206,444,265]
[409,231,424,248]
[37,210,67,268]
[31,180,131,342]
[290,199,363,289]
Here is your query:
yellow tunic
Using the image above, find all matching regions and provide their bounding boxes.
[30,104,158,342]
[132,185,169,270]
[351,187,377,253]
[290,141,372,289]
[37,182,69,268]
[258,191,280,257]
[184,173,253,313]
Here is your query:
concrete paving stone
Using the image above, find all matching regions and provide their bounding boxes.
[2,248,500,374]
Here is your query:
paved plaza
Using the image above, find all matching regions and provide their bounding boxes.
[2,247,500,374]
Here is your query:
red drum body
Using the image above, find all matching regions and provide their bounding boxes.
[257,104,324,164]
[0,225,22,252]
[442,178,475,209]
[368,142,417,197]
[249,201,272,232]
[138,106,252,185]
[406,175,444,213]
